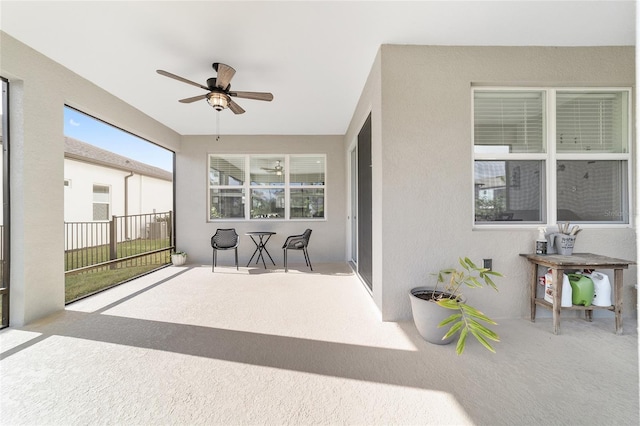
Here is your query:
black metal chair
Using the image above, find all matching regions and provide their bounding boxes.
[282,229,312,273]
[211,228,239,272]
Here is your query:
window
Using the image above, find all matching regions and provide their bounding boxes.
[92,184,110,221]
[473,88,630,225]
[209,154,326,220]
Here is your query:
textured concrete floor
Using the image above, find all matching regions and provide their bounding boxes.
[1,263,638,425]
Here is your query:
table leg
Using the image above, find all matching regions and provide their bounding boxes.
[614,268,623,335]
[257,238,267,268]
[530,263,539,322]
[552,268,564,335]
[246,236,260,267]
[261,234,276,266]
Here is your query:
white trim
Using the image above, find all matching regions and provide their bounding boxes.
[472,86,633,229]
[207,153,327,222]
[92,183,111,222]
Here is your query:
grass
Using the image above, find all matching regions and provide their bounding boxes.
[65,238,171,271]
[65,251,170,303]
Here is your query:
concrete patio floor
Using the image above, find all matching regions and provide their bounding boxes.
[1,263,638,425]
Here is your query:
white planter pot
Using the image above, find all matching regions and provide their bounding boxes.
[409,287,463,345]
[172,254,187,266]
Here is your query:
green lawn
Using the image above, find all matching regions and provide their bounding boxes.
[65,250,171,303]
[65,238,171,271]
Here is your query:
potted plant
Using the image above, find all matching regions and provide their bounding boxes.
[409,257,503,355]
[171,250,187,266]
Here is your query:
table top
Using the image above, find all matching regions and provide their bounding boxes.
[520,252,636,268]
[246,231,276,236]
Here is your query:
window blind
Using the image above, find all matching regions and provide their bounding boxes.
[556,92,627,153]
[290,156,325,186]
[210,156,245,185]
[474,91,544,153]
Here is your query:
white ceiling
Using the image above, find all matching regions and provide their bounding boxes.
[1,1,635,136]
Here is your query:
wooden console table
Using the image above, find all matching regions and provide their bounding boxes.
[520,253,635,335]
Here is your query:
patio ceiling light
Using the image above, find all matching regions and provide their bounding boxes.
[207,92,229,111]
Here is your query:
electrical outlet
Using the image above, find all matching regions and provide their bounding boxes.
[483,259,492,270]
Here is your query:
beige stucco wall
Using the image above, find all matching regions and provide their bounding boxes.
[176,135,346,266]
[362,45,636,321]
[0,32,180,325]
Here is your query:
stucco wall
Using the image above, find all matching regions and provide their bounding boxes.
[0,32,180,325]
[375,45,636,321]
[176,135,346,267]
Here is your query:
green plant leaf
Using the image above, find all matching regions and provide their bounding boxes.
[469,328,497,353]
[436,298,460,310]
[438,313,462,327]
[442,321,463,339]
[466,257,479,269]
[482,275,499,291]
[467,319,500,341]
[459,258,471,271]
[466,276,482,288]
[460,306,498,325]
[456,328,469,355]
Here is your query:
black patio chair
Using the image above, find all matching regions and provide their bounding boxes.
[211,228,239,272]
[282,229,312,273]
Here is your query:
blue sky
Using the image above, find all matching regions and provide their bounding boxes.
[64,107,173,172]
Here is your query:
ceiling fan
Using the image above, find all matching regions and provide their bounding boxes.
[156,62,273,114]
[261,160,284,175]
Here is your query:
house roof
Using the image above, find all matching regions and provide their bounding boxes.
[64,137,173,182]
[1,1,634,136]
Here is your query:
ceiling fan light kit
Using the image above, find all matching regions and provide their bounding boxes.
[207,92,229,111]
[157,62,273,115]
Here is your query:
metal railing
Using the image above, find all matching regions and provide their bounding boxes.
[65,211,174,273]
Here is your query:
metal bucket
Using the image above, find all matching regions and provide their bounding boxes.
[555,234,576,255]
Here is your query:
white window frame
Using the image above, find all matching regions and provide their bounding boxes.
[92,183,111,222]
[472,86,633,229]
[208,154,327,221]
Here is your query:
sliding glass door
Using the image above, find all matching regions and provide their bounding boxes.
[1,78,10,328]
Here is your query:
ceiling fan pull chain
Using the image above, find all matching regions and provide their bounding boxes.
[216,112,221,141]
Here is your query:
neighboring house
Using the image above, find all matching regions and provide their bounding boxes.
[64,136,173,223]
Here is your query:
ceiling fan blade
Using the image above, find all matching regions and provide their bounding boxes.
[178,94,208,103]
[229,91,274,102]
[157,70,209,91]
[213,63,236,90]
[228,99,245,115]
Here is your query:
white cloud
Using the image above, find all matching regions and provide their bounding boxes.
[69,119,80,127]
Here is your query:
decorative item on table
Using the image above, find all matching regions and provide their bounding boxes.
[552,222,581,255]
[535,227,548,255]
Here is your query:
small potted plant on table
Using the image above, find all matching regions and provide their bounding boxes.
[409,257,503,354]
